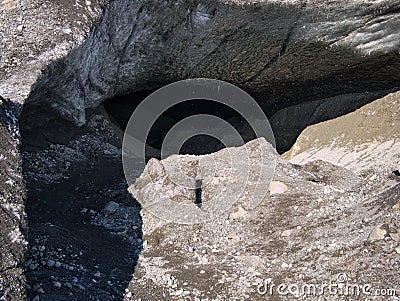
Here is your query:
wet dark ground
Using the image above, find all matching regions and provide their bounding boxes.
[23,152,142,301]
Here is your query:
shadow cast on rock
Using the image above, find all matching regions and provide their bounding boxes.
[21,124,143,300]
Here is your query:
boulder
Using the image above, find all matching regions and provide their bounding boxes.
[103,201,120,216]
[368,224,388,241]
[128,137,400,299]
[269,180,288,195]
[128,138,278,234]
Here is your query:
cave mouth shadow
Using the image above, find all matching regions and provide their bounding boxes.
[103,86,399,157]
[20,112,143,301]
[103,91,258,156]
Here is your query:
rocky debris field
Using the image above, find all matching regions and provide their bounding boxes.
[17,104,400,300]
[0,97,26,300]
[128,139,400,300]
[20,109,143,300]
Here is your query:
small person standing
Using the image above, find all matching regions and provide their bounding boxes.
[195,179,202,208]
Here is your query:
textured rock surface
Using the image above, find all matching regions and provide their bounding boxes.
[0,0,107,103]
[128,137,400,300]
[285,90,400,176]
[21,110,144,300]
[0,97,26,300]
[129,138,277,233]
[270,89,396,152]
[20,0,400,132]
[0,1,106,299]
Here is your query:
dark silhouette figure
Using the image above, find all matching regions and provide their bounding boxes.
[195,179,202,208]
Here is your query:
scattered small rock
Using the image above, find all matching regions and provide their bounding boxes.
[103,144,121,156]
[24,259,32,267]
[47,259,55,267]
[103,201,119,216]
[389,232,399,242]
[368,224,388,241]
[281,229,292,237]
[165,274,175,287]
[29,263,38,270]
[63,28,72,34]
[175,289,183,296]
[33,284,44,293]
[53,281,61,288]
[239,255,262,270]
[229,206,247,219]
[269,181,288,195]
[281,262,290,268]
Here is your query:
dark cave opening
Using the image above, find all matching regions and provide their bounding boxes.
[103,91,257,156]
[101,86,398,156]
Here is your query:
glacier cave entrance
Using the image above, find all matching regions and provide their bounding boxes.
[103,90,256,156]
